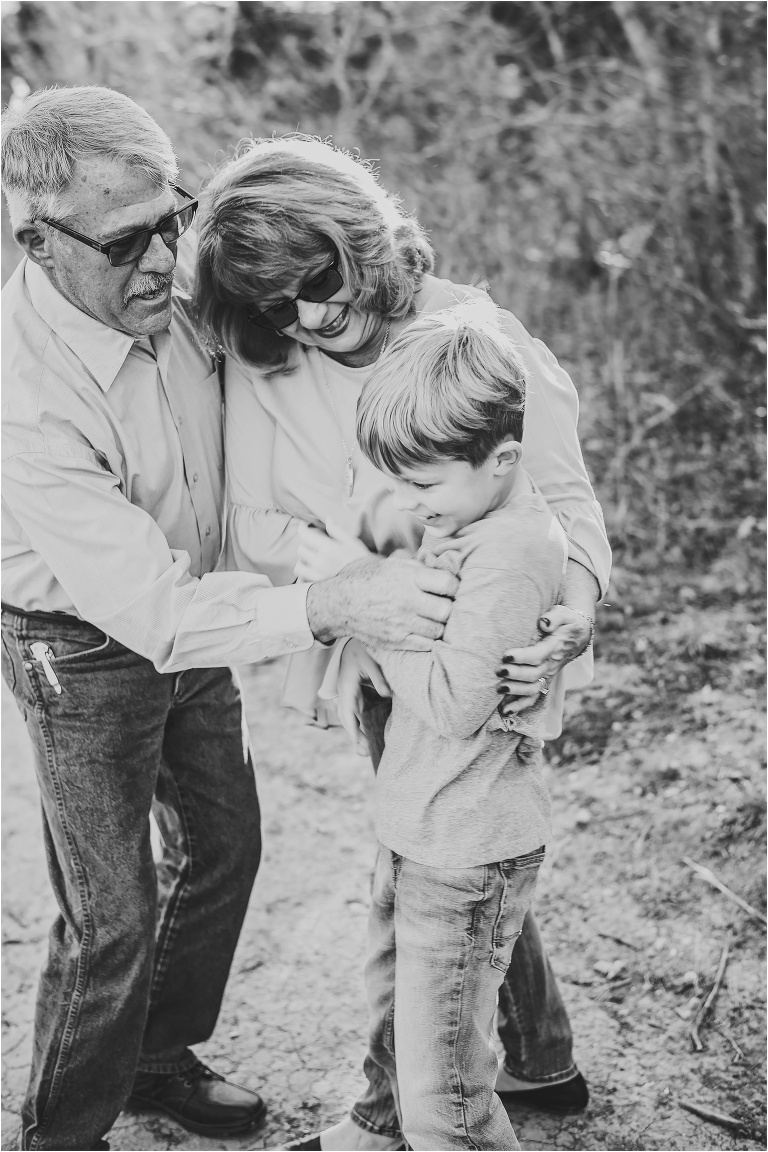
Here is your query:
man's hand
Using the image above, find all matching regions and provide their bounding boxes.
[294,519,370,583]
[336,639,391,754]
[306,555,458,649]
[496,605,593,716]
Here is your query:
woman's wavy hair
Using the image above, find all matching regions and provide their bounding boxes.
[193,135,435,373]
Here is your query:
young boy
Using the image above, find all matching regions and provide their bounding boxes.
[334,303,568,1152]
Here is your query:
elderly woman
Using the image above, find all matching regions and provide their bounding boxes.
[193,137,610,1152]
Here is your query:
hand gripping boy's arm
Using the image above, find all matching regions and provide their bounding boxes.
[367,556,552,739]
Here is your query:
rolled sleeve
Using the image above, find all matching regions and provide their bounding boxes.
[2,448,314,673]
[555,503,612,599]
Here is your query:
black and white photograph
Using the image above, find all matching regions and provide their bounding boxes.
[1,2,765,1150]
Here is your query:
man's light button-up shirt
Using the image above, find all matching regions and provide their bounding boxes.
[2,246,314,672]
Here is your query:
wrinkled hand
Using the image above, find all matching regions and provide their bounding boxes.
[306,554,459,649]
[496,605,593,716]
[294,519,371,583]
[336,639,391,755]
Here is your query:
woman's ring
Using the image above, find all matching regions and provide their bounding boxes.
[537,676,549,696]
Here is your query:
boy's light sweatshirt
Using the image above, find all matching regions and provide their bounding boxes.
[369,484,567,869]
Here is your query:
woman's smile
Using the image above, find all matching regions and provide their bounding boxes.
[312,303,350,339]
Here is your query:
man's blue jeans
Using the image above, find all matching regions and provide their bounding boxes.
[1,608,261,1151]
[360,692,576,1100]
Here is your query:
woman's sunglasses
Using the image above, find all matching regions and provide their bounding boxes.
[249,251,344,331]
[39,185,198,268]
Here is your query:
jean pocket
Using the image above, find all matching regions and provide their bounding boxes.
[46,631,112,666]
[490,851,545,972]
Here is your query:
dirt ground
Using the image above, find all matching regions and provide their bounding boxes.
[2,589,766,1151]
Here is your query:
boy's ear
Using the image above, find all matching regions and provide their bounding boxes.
[492,439,523,475]
[15,222,57,270]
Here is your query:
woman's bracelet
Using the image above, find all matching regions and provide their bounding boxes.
[568,606,595,646]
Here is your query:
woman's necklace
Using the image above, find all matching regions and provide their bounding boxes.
[318,319,391,498]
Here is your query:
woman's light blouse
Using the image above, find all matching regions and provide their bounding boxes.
[224,275,611,729]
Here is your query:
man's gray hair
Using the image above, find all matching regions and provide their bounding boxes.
[1,85,179,228]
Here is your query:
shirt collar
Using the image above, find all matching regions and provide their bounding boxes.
[25,259,184,393]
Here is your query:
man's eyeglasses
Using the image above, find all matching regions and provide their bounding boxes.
[249,250,344,331]
[39,185,198,268]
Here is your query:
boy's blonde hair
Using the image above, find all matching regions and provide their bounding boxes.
[357,300,529,473]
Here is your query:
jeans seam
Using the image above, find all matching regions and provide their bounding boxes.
[352,849,403,1140]
[146,778,194,1016]
[501,1061,579,1085]
[448,867,486,1152]
[490,864,510,972]
[27,676,94,1150]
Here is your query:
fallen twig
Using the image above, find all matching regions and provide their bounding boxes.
[597,931,639,950]
[682,857,767,925]
[632,820,652,859]
[689,942,729,1052]
[678,1099,746,1134]
[713,1026,749,1064]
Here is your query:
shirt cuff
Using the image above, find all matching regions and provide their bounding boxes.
[245,581,315,661]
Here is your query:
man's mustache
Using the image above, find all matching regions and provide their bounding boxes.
[124,273,174,305]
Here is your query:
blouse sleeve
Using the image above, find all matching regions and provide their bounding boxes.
[498,309,612,597]
[224,357,300,587]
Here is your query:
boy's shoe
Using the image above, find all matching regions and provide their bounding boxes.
[128,1058,267,1136]
[497,1070,589,1114]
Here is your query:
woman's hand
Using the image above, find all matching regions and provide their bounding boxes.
[337,639,392,755]
[294,519,371,583]
[496,605,593,716]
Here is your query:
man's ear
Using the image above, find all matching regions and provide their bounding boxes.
[493,439,523,475]
[15,223,56,269]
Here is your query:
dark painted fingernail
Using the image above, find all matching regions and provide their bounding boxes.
[496,685,507,694]
[495,669,506,677]
[541,617,550,627]
[506,656,516,663]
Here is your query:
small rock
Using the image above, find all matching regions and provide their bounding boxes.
[674,995,701,1020]
[594,958,626,980]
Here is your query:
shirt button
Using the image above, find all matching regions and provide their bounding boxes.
[177,416,183,426]
[192,473,199,483]
[205,526,212,537]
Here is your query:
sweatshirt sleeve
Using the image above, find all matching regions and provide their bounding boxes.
[369,561,551,739]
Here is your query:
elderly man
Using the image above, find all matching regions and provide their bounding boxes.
[1,86,458,1152]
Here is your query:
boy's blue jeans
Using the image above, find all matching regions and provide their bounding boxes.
[359,694,576,1112]
[352,845,545,1150]
[1,608,261,1151]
